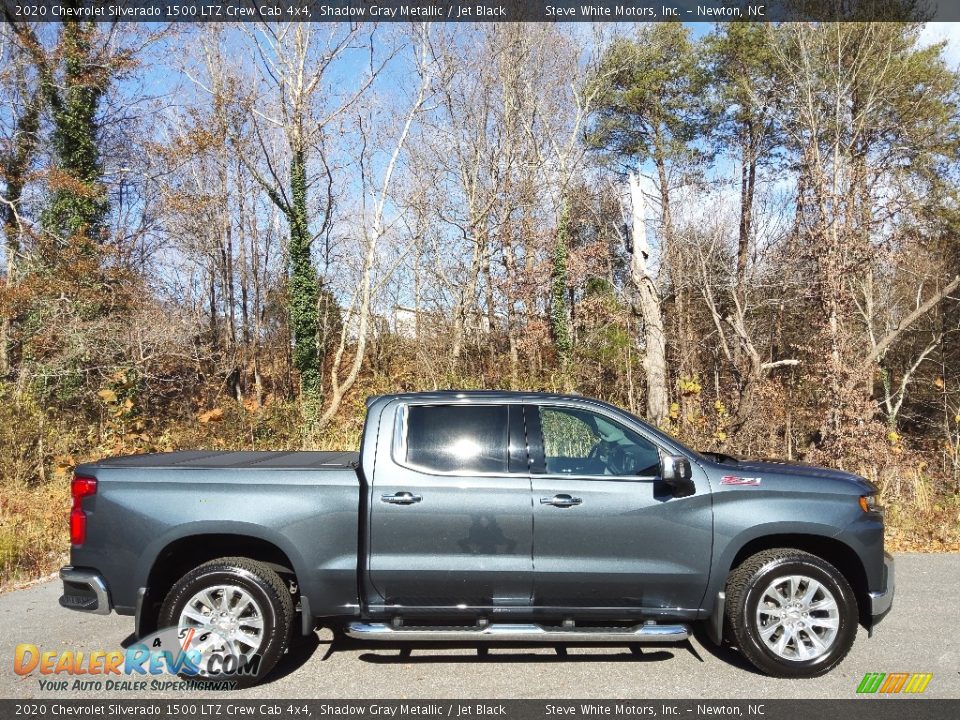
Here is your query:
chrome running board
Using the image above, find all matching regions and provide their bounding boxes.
[345,622,689,643]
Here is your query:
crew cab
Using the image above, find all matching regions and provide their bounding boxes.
[60,391,894,683]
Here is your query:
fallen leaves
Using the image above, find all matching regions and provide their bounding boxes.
[197,408,224,423]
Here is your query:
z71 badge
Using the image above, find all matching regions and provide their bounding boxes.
[720,475,762,486]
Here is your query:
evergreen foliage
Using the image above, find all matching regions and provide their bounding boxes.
[550,203,572,365]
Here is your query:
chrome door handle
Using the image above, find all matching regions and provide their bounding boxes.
[381,492,422,505]
[540,494,582,508]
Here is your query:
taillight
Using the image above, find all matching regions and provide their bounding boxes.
[70,476,97,546]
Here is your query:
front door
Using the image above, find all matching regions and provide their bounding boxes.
[527,403,713,613]
[367,402,533,610]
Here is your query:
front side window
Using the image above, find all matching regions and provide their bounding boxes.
[400,404,510,474]
[538,406,660,477]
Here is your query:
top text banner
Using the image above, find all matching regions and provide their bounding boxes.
[0,0,951,22]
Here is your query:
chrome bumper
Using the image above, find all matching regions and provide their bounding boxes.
[59,567,111,615]
[868,552,895,626]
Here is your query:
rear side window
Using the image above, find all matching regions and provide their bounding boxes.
[399,404,510,474]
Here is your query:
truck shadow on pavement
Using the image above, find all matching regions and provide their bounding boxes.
[317,627,762,675]
[687,624,762,675]
[118,625,762,686]
[118,632,330,687]
[323,633,685,665]
[267,634,327,683]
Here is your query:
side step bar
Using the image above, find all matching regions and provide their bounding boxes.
[345,622,689,643]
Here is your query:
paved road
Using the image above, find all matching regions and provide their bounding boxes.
[1,554,957,700]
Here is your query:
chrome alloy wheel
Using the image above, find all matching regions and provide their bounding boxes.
[755,574,840,661]
[177,584,265,670]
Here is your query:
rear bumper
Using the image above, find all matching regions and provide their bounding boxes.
[59,566,111,615]
[868,552,895,629]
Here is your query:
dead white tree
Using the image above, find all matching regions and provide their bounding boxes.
[627,173,669,427]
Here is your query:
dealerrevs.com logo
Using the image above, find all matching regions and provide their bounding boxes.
[856,672,933,695]
[13,626,261,691]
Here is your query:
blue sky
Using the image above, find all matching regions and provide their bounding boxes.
[920,22,960,66]
[4,20,960,277]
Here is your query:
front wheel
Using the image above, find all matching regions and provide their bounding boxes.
[158,557,293,686]
[725,548,858,678]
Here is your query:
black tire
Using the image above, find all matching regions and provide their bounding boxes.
[158,557,293,686]
[725,548,858,678]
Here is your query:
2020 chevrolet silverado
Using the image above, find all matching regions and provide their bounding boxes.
[60,391,894,683]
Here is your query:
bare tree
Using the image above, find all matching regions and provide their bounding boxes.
[318,25,434,427]
[771,23,960,455]
[188,23,390,424]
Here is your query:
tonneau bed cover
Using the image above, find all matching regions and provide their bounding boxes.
[77,450,360,470]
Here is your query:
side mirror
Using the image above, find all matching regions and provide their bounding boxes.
[661,455,694,496]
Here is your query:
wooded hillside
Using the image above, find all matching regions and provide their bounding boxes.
[2,20,959,587]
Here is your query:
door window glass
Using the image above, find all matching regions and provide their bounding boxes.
[539,406,660,477]
[401,405,510,473]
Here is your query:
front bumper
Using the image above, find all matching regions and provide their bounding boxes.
[59,566,111,615]
[868,552,895,629]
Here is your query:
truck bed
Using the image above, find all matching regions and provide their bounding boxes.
[70,449,363,616]
[77,450,360,471]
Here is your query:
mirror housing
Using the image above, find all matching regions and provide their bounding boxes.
[661,455,694,496]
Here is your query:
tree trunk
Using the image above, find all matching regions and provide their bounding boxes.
[287,145,322,405]
[736,125,757,302]
[1,194,23,376]
[208,265,218,348]
[503,226,519,385]
[654,142,692,381]
[482,227,495,336]
[628,173,669,427]
[0,48,44,379]
[550,203,572,370]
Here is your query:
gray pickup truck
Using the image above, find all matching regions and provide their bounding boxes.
[60,391,893,684]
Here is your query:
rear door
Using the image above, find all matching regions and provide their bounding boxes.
[527,403,713,613]
[366,401,533,610]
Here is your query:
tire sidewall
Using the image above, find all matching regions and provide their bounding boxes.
[740,556,857,676]
[158,565,285,683]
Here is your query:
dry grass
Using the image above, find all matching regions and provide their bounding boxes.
[0,480,70,591]
[875,466,960,553]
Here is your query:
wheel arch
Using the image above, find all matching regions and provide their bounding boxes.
[726,533,870,628]
[138,532,301,637]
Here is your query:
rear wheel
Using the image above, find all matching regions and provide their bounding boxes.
[725,548,858,678]
[158,557,293,686]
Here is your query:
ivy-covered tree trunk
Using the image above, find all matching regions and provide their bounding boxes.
[10,13,123,403]
[550,203,572,369]
[0,81,43,377]
[287,147,322,410]
[42,19,108,251]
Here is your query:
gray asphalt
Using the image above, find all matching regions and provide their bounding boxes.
[1,554,957,700]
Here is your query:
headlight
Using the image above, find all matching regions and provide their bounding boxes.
[859,494,883,514]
